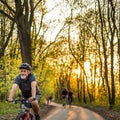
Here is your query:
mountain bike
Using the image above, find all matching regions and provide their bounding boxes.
[68,97,72,107]
[8,98,36,120]
[62,95,67,108]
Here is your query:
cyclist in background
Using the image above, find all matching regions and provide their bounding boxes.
[8,63,40,120]
[68,89,73,106]
[62,88,68,107]
[49,95,53,104]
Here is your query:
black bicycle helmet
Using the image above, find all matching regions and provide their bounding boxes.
[19,63,31,70]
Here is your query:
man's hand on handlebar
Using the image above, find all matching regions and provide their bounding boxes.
[7,98,14,102]
[7,97,36,103]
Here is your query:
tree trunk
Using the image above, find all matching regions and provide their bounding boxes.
[17,26,32,65]
[97,0,111,106]
[15,0,33,65]
[108,0,116,107]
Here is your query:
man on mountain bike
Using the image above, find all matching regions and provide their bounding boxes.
[68,89,73,106]
[8,63,40,120]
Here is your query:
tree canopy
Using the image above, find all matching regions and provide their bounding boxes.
[0,0,120,108]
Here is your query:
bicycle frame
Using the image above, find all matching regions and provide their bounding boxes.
[62,97,67,108]
[14,98,35,120]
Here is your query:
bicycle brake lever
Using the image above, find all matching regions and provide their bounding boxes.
[13,100,17,104]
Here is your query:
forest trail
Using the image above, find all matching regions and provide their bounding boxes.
[42,102,105,120]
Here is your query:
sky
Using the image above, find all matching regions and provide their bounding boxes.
[43,0,71,41]
[43,0,95,41]
[34,0,96,42]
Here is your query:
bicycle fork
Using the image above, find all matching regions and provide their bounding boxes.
[21,104,33,120]
[24,110,33,120]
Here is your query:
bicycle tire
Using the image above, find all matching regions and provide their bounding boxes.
[15,112,33,120]
[63,98,67,107]
[15,112,25,120]
[68,97,72,105]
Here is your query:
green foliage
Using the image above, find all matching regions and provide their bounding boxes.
[32,61,56,101]
[0,102,19,116]
[0,57,21,101]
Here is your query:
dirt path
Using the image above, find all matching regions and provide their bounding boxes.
[42,103,105,120]
[1,102,119,120]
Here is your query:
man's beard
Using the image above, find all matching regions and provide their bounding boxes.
[20,75,27,79]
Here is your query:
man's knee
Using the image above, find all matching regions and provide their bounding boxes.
[31,100,39,105]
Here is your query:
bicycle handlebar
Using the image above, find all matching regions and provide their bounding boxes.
[7,97,35,104]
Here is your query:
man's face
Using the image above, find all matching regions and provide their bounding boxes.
[20,69,30,79]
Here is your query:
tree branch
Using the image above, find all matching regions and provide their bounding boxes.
[0,0,15,14]
[34,0,42,10]
[29,0,34,27]
[0,9,14,21]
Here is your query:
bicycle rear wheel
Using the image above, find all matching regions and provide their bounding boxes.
[68,97,72,107]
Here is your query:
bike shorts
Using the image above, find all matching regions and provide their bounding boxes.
[24,95,40,102]
[62,95,66,99]
[35,95,40,101]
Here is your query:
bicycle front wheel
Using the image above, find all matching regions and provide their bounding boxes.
[15,112,33,120]
[15,112,25,120]
[68,98,72,105]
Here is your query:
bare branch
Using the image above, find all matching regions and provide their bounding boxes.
[29,0,34,27]
[24,0,29,25]
[34,0,42,10]
[0,0,15,14]
[0,9,14,21]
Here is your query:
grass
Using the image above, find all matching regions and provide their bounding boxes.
[0,101,19,116]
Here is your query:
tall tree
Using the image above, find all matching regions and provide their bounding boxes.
[97,0,118,107]
[0,0,42,65]
[0,4,15,58]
